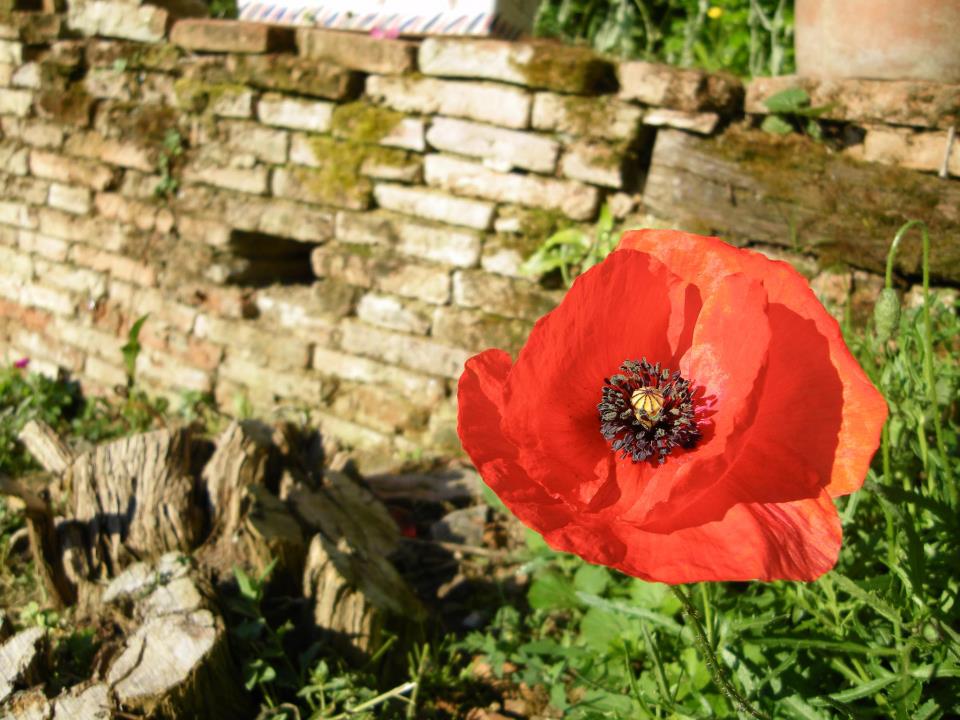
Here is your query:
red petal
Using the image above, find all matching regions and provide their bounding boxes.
[618,230,887,497]
[457,349,573,533]
[546,489,842,583]
[499,251,690,508]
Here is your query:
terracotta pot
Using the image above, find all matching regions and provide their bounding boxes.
[795,0,960,83]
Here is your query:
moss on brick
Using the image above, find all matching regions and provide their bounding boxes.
[514,43,616,94]
[37,83,94,126]
[173,78,249,114]
[331,101,405,144]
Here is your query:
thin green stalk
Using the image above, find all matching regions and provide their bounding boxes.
[671,585,768,719]
[884,221,956,507]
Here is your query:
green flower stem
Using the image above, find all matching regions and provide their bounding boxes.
[671,585,768,719]
[884,221,956,507]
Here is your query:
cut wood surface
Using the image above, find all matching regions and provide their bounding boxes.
[642,127,960,283]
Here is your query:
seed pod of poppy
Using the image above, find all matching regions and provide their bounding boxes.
[873,288,900,343]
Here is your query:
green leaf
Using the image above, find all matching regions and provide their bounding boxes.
[573,564,610,595]
[763,87,810,113]
[233,566,258,602]
[761,114,794,135]
[121,314,149,382]
[528,570,578,611]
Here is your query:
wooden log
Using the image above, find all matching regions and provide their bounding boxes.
[641,127,960,283]
[0,628,46,706]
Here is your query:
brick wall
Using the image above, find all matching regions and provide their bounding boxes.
[1,6,957,472]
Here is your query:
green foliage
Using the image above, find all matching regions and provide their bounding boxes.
[760,87,834,139]
[154,128,184,199]
[207,0,238,19]
[534,0,794,77]
[520,204,616,286]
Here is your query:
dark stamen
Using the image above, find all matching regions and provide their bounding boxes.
[598,358,701,464]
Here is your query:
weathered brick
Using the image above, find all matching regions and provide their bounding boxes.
[93,192,161,232]
[745,75,960,130]
[253,286,339,341]
[53,316,125,358]
[38,208,95,242]
[257,93,334,133]
[218,354,323,402]
[170,19,294,54]
[331,102,426,152]
[1,174,49,205]
[0,63,13,86]
[0,88,32,116]
[18,282,77,317]
[861,126,960,177]
[83,67,135,102]
[453,269,558,321]
[310,244,380,288]
[29,150,115,190]
[63,131,156,172]
[367,74,531,129]
[223,120,289,164]
[176,215,230,247]
[376,261,451,305]
[331,382,426,434]
[313,347,445,405]
[357,292,431,334]
[618,62,742,113]
[0,40,22,65]
[419,38,614,94]
[84,39,184,73]
[532,92,643,140]
[426,117,559,173]
[84,354,127,388]
[48,183,92,214]
[221,54,359,100]
[424,154,599,220]
[113,283,197,333]
[1,13,63,45]
[339,210,482,268]
[10,327,83,370]
[229,194,336,243]
[288,134,420,184]
[19,121,65,149]
[34,258,107,297]
[340,320,471,379]
[193,314,310,371]
[0,298,52,333]
[0,140,28,176]
[0,242,32,277]
[432,305,534,355]
[297,28,417,75]
[136,346,212,393]
[182,162,269,196]
[17,230,69,261]
[68,1,171,44]
[11,62,39,89]
[272,166,371,211]
[70,244,156,286]
[0,200,37,229]
[642,108,719,135]
[373,184,495,230]
[559,140,628,189]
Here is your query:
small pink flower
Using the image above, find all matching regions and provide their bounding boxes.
[370,26,400,40]
[13,357,30,369]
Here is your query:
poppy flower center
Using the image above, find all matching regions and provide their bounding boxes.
[598,358,701,464]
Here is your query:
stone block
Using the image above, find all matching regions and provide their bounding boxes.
[745,75,960,129]
[29,149,115,190]
[453,269,558,321]
[0,200,37,229]
[219,354,323,403]
[0,242,32,277]
[361,152,422,183]
[432,305,533,355]
[272,165,371,210]
[642,108,720,135]
[340,319,471,379]
[63,131,156,172]
[94,192,162,232]
[48,183,92,215]
[136,346,212,393]
[0,39,21,65]
[253,285,339,340]
[331,383,426,434]
[68,1,170,44]
[618,61,742,113]
[532,92,643,141]
[17,282,77,317]
[861,126,960,177]
[70,244,157,286]
[373,183,495,230]
[367,74,531,129]
[170,19,294,54]
[35,258,107,297]
[376,261,451,305]
[5,119,63,149]
[310,243,381,288]
[313,347,445,405]
[424,154,599,220]
[223,120,289,164]
[2,174,49,205]
[357,291,432,334]
[297,28,417,75]
[53,316,125,358]
[0,88,32,116]
[182,162,269,196]
[11,62,39,89]
[222,54,359,100]
[84,39,184,73]
[0,63,13,86]
[234,195,336,243]
[426,117,559,173]
[331,102,426,152]
[257,92,334,133]
[17,231,69,261]
[419,38,614,94]
[334,210,481,267]
[11,327,84,370]
[0,140,28,175]
[193,314,310,371]
[559,140,628,189]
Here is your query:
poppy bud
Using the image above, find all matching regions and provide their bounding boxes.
[873,288,900,342]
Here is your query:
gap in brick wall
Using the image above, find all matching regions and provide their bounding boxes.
[215,230,318,287]
[628,126,659,196]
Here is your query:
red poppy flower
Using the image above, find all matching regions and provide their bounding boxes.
[457,230,887,583]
